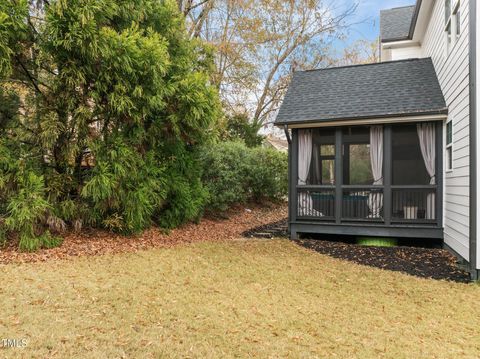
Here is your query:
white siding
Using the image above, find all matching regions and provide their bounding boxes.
[422,0,471,260]
[390,45,422,60]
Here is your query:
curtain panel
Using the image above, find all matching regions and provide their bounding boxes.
[417,123,436,219]
[297,130,323,217]
[368,125,384,218]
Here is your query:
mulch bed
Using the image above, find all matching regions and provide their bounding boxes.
[0,202,287,265]
[243,219,470,282]
[295,239,471,283]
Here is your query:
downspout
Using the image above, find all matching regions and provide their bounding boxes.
[284,125,291,144]
[285,125,293,236]
[469,0,478,280]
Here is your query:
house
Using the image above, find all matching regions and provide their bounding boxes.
[275,0,479,279]
[264,135,289,153]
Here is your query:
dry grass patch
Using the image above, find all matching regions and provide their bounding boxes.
[0,239,479,358]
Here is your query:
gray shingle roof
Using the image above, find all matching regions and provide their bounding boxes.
[380,5,416,42]
[275,58,447,125]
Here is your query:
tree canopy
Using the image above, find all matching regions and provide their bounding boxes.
[179,0,356,126]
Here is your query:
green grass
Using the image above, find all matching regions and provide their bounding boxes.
[357,236,398,247]
[1,239,479,358]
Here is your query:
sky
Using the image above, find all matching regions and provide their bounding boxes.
[334,0,417,51]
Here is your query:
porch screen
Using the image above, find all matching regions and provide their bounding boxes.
[417,123,436,219]
[367,126,384,218]
[298,130,322,216]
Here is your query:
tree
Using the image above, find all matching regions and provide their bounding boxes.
[188,0,355,126]
[338,39,380,66]
[223,112,264,147]
[0,0,221,249]
[176,0,215,38]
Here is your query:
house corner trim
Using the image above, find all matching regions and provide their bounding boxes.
[469,0,478,279]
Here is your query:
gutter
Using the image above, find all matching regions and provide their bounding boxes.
[408,0,423,40]
[381,0,422,44]
[469,0,478,280]
[274,109,449,127]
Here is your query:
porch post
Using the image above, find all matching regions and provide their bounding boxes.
[335,128,342,224]
[287,131,292,233]
[291,129,299,227]
[384,125,392,225]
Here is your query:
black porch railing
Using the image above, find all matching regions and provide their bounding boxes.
[342,188,384,222]
[297,187,335,219]
[296,185,437,226]
[392,187,437,224]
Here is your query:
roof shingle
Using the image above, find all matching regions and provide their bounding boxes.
[275,58,447,125]
[380,5,416,42]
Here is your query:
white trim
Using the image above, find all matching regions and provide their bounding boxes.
[284,114,448,129]
[382,40,421,49]
[446,119,453,172]
[445,0,461,55]
[445,146,453,172]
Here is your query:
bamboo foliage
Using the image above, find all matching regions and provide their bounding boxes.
[0,0,221,249]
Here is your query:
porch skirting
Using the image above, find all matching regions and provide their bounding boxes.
[290,222,444,240]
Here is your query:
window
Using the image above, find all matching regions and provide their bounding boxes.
[320,145,335,185]
[455,8,461,40]
[445,0,461,53]
[446,121,453,171]
[445,0,451,23]
[308,129,335,185]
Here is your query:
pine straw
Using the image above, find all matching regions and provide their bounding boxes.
[0,202,287,264]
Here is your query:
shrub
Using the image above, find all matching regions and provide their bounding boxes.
[158,144,209,229]
[19,230,63,252]
[201,141,287,212]
[248,147,288,201]
[81,139,166,234]
[200,141,251,212]
[0,0,221,249]
[4,170,54,251]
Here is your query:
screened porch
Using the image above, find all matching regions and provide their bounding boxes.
[289,122,443,239]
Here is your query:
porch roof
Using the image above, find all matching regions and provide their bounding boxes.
[275,58,448,126]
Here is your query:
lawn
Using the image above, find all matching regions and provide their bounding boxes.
[1,239,479,358]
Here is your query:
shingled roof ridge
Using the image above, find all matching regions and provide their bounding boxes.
[380,4,416,12]
[300,57,427,74]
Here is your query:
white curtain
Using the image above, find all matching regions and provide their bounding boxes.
[298,129,312,186]
[368,126,383,218]
[298,130,323,217]
[417,123,436,219]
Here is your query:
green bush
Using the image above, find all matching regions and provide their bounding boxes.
[158,144,209,229]
[0,0,221,249]
[248,147,288,201]
[19,230,63,252]
[200,142,251,211]
[4,169,53,251]
[81,139,166,234]
[201,141,287,212]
